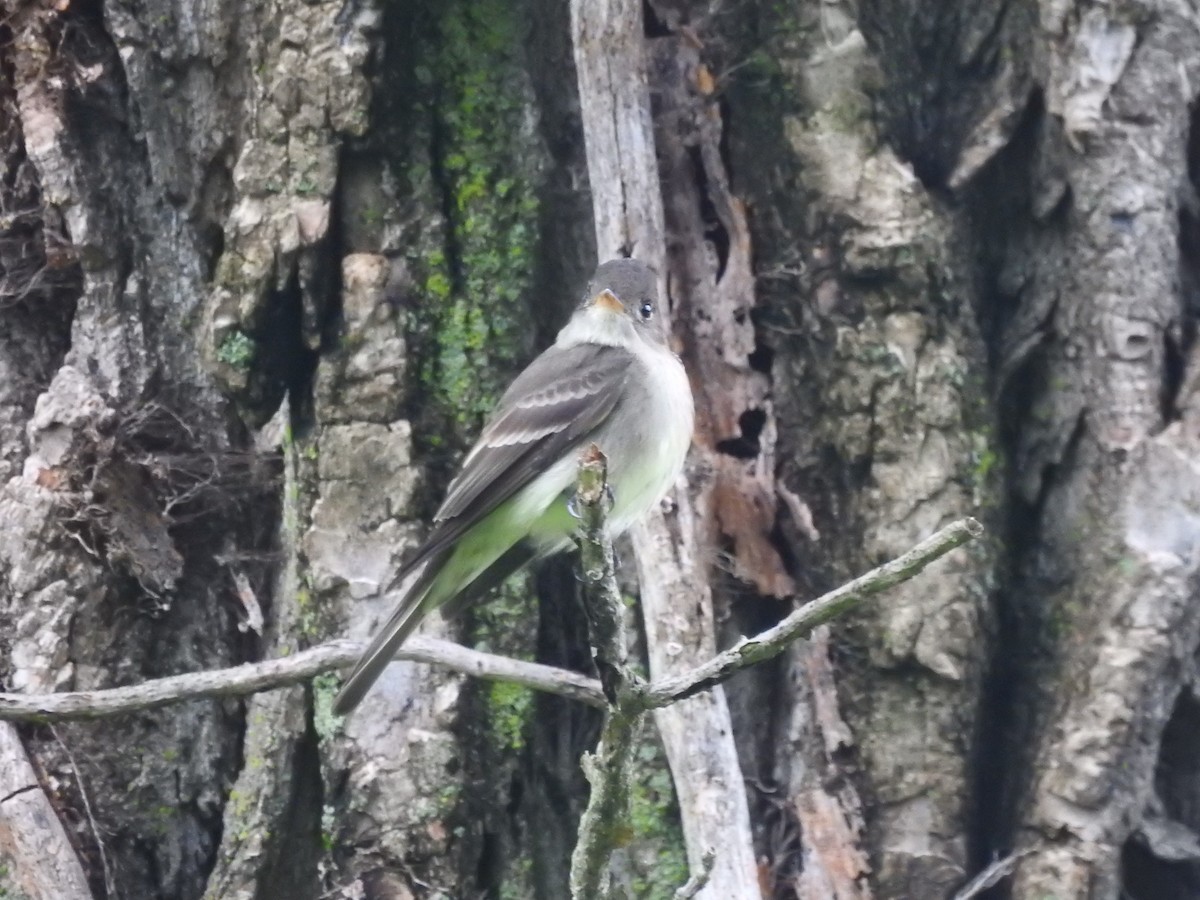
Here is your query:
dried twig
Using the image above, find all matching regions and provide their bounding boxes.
[0,637,606,722]
[641,517,983,708]
[568,447,643,899]
[0,521,982,724]
[952,850,1032,900]
[50,726,116,899]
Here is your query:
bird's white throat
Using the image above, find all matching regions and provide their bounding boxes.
[556,305,639,349]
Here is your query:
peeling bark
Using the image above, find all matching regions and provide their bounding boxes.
[0,723,91,900]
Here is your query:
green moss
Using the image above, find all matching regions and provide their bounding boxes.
[488,680,533,752]
[402,0,540,442]
[966,424,1001,501]
[312,672,342,740]
[0,864,31,900]
[470,568,538,749]
[321,804,337,852]
[295,581,321,638]
[471,570,536,655]
[216,329,256,369]
[628,737,689,898]
[500,855,534,900]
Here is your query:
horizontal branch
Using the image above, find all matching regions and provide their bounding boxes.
[0,636,606,722]
[641,517,983,708]
[0,518,981,723]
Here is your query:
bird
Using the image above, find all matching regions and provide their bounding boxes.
[333,258,695,714]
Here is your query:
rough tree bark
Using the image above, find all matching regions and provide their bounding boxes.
[3,0,1200,898]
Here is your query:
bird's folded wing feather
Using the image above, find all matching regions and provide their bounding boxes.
[394,341,633,581]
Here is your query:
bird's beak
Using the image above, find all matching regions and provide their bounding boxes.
[590,288,625,315]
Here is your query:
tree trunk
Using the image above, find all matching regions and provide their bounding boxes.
[3,0,1200,898]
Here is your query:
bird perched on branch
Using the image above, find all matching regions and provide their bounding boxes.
[334,258,694,714]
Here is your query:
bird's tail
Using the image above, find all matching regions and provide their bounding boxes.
[332,555,446,715]
[333,540,536,715]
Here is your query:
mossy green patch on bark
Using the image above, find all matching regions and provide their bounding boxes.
[626,735,690,899]
[361,2,549,893]
[390,0,541,453]
[470,570,539,745]
[311,673,342,742]
[487,681,534,753]
[215,329,257,370]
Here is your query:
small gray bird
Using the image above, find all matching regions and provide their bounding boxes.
[333,258,694,714]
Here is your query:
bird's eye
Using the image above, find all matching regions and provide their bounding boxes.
[638,299,655,320]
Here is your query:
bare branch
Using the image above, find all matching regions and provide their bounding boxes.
[0,637,606,722]
[641,517,984,708]
[0,518,983,741]
[50,725,116,897]
[952,850,1033,900]
[569,446,644,900]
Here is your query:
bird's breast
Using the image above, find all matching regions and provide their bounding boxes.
[605,346,694,533]
[515,343,694,556]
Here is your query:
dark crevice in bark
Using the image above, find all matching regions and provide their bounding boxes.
[722,584,794,887]
[1162,326,1189,424]
[1169,102,1200,422]
[967,362,1083,893]
[526,558,601,899]
[253,692,325,900]
[684,144,730,279]
[321,180,349,355]
[197,159,232,280]
[968,594,1024,891]
[473,822,505,897]
[963,95,1042,360]
[716,95,736,201]
[257,270,322,435]
[716,407,766,459]
[1123,839,1200,900]
[747,337,773,374]
[642,0,672,39]
[859,0,1015,188]
[747,770,803,895]
[958,96,1051,893]
[257,157,342,435]
[1126,688,1200,897]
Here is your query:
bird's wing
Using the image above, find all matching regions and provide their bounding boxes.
[399,340,633,583]
[333,343,633,715]
[438,342,632,518]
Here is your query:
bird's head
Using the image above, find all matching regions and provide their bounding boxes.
[570,258,668,348]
